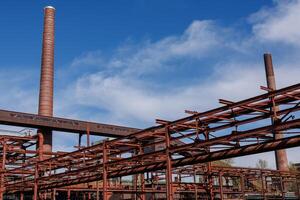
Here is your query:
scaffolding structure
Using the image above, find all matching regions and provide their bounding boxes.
[0,82,299,199]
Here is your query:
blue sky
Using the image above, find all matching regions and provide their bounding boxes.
[0,0,300,167]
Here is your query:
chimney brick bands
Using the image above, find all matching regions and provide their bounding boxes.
[38,6,55,153]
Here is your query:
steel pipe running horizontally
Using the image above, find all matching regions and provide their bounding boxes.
[38,6,55,153]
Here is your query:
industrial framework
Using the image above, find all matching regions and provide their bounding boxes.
[0,5,299,200]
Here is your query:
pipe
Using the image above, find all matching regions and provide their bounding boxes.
[38,6,55,153]
[263,53,289,171]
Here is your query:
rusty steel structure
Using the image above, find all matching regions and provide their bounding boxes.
[0,5,299,200]
[0,82,300,199]
[0,109,139,137]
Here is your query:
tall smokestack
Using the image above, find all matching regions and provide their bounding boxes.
[263,53,289,171]
[38,6,55,153]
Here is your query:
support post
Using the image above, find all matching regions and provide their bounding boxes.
[103,141,108,200]
[218,173,223,200]
[240,174,245,200]
[33,164,38,200]
[205,129,214,200]
[20,192,24,200]
[139,145,146,200]
[263,53,289,171]
[165,126,173,200]
[67,189,70,200]
[0,141,6,200]
[261,174,265,200]
[193,167,198,200]
[96,181,99,200]
[280,177,284,200]
[52,189,56,200]
[86,125,90,147]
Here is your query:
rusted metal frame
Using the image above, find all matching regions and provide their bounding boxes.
[20,119,300,191]
[219,99,270,114]
[177,93,296,134]
[5,88,300,191]
[99,84,300,144]
[170,118,300,155]
[37,132,300,190]
[2,85,300,185]
[35,170,298,197]
[168,84,300,128]
[11,142,105,174]
[0,109,139,137]
[143,102,300,153]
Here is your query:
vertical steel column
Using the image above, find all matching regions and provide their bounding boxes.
[20,192,24,200]
[296,178,300,199]
[52,189,56,200]
[38,6,55,153]
[218,173,223,200]
[280,177,284,200]
[193,167,198,200]
[139,145,146,200]
[240,174,245,200]
[0,141,6,200]
[96,181,99,200]
[103,141,108,200]
[33,164,38,200]
[86,125,90,147]
[263,53,289,171]
[261,174,265,200]
[205,129,214,200]
[67,190,70,200]
[133,151,137,200]
[165,126,173,200]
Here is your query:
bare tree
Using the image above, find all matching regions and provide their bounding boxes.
[256,159,268,169]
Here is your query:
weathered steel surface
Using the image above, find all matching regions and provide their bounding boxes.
[0,109,139,137]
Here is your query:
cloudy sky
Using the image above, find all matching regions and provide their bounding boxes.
[0,0,299,168]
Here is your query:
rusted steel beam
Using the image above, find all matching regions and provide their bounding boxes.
[0,109,139,137]
[30,118,300,189]
[4,83,300,192]
[34,135,300,190]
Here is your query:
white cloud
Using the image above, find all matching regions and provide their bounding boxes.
[71,50,104,67]
[63,2,300,167]
[251,0,300,45]
[0,69,37,113]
